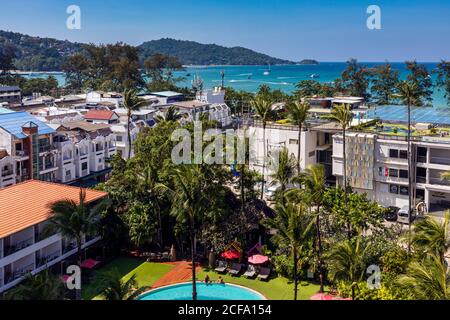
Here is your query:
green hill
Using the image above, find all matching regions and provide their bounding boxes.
[0,30,295,71]
[137,38,295,66]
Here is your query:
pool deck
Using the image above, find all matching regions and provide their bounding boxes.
[152,261,201,288]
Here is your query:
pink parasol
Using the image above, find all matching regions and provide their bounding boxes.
[248,254,269,265]
[310,293,335,300]
[221,249,240,260]
[80,258,100,269]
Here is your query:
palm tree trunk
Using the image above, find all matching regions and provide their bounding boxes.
[351,285,355,301]
[190,233,197,300]
[407,102,412,254]
[261,123,266,199]
[127,113,132,159]
[297,124,302,173]
[293,246,298,300]
[76,243,83,300]
[240,164,245,212]
[316,205,324,293]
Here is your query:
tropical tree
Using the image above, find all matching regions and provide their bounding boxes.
[155,105,182,123]
[95,269,144,300]
[441,171,450,182]
[269,147,297,195]
[396,80,419,251]
[262,202,314,300]
[341,58,371,99]
[410,211,450,261]
[286,100,310,172]
[327,237,368,300]
[4,271,64,300]
[163,165,213,300]
[405,60,433,106]
[123,89,147,159]
[45,189,101,299]
[434,60,450,106]
[251,96,273,198]
[323,104,353,193]
[371,63,400,105]
[293,164,327,292]
[397,254,450,300]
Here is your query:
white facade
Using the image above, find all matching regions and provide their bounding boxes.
[86,91,123,108]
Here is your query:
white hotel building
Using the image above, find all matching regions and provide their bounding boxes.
[0,180,107,293]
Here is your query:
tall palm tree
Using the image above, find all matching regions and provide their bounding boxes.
[269,147,297,195]
[294,164,327,292]
[251,96,273,199]
[163,165,211,300]
[123,89,147,159]
[396,80,420,252]
[4,271,64,300]
[410,211,450,262]
[95,269,144,300]
[323,103,353,192]
[45,189,101,300]
[397,254,450,300]
[326,238,367,300]
[286,101,310,172]
[262,201,314,300]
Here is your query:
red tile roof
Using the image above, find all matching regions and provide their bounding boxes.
[84,110,116,120]
[0,180,107,238]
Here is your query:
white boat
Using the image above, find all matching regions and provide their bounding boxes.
[263,64,271,75]
[310,73,320,79]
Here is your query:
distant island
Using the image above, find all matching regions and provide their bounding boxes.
[298,59,319,65]
[0,30,296,71]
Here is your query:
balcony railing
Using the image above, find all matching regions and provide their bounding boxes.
[62,243,77,254]
[4,237,34,256]
[37,250,60,267]
[429,177,450,186]
[39,162,56,171]
[10,263,35,281]
[1,169,14,177]
[430,156,450,166]
[15,150,28,157]
[417,155,427,163]
[416,176,427,184]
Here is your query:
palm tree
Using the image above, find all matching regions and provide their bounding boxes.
[4,271,64,300]
[286,101,310,172]
[323,103,353,192]
[45,189,101,300]
[262,202,314,300]
[294,164,327,292]
[326,238,367,300]
[397,254,450,300]
[410,211,450,261]
[155,105,182,123]
[95,269,144,300]
[269,147,297,195]
[163,165,210,300]
[441,171,450,181]
[396,80,420,252]
[123,89,147,159]
[251,96,273,199]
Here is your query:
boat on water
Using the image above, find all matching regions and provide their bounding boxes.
[263,64,271,75]
[310,73,320,79]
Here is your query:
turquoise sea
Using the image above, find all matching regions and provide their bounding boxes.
[25,62,448,107]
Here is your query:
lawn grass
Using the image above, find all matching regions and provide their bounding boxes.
[82,257,174,300]
[196,268,323,300]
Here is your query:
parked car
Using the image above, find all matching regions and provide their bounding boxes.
[383,206,400,221]
[397,206,415,224]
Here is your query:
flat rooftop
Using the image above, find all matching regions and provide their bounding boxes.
[365,105,450,126]
[0,180,107,238]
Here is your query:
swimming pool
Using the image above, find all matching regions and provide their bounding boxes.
[138,282,266,300]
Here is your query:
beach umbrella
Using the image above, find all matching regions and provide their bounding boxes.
[170,244,177,262]
[221,249,240,260]
[309,293,335,300]
[208,248,216,268]
[248,254,269,265]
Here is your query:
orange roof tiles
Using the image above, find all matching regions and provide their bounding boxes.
[0,180,107,239]
[84,110,116,120]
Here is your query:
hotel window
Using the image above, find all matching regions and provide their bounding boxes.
[289,139,298,145]
[81,162,88,170]
[389,168,399,177]
[389,149,399,158]
[399,169,409,179]
[116,136,123,142]
[378,167,383,176]
[399,186,409,196]
[399,150,408,159]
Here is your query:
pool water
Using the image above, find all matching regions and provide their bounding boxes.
[138,282,265,300]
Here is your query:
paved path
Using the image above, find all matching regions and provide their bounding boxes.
[152,261,201,288]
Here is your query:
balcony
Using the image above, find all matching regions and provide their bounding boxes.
[62,243,77,255]
[39,161,57,172]
[38,144,55,153]
[15,150,28,158]
[6,263,35,283]
[1,169,14,177]
[429,156,450,166]
[429,177,450,186]
[4,237,34,256]
[416,176,427,184]
[36,250,60,267]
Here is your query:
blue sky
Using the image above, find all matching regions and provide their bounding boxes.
[0,0,448,61]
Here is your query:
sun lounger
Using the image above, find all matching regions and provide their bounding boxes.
[214,260,227,273]
[257,267,271,281]
[228,263,243,276]
[243,265,257,278]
